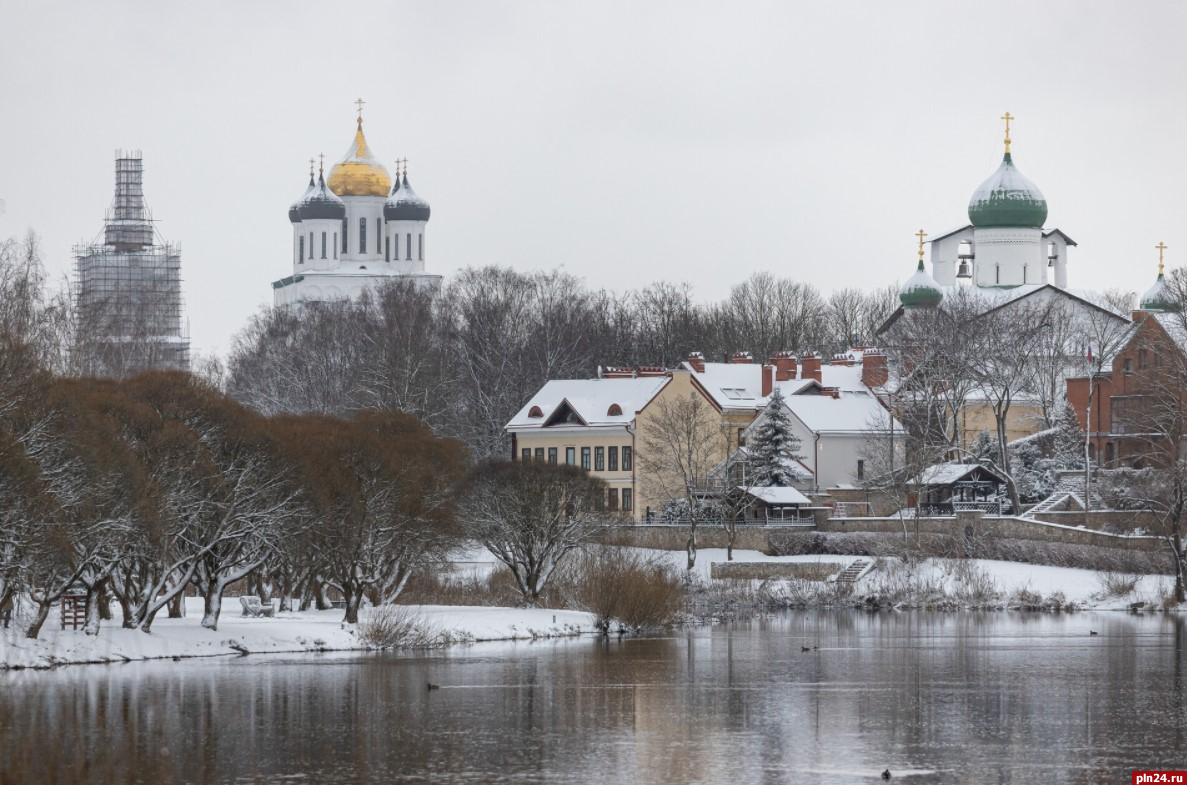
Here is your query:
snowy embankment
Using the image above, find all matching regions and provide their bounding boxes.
[0,598,595,671]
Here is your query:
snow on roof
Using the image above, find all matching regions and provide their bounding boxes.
[1151,311,1187,356]
[782,394,899,434]
[506,377,668,429]
[742,486,812,506]
[684,361,874,411]
[914,462,1006,486]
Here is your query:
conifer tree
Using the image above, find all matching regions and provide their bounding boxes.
[749,388,803,487]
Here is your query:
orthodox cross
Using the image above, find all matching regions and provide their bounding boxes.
[1001,111,1014,154]
[319,153,325,175]
[916,228,927,262]
[308,157,315,179]
[1157,241,1168,275]
[400,157,408,177]
[355,97,366,121]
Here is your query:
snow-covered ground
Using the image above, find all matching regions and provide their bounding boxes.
[0,598,595,671]
[1,547,1176,670]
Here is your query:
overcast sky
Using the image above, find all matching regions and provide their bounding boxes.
[2,1,1184,359]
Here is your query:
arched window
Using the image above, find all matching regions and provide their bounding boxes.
[298,235,304,264]
[528,406,544,418]
[376,219,382,252]
[321,232,327,259]
[359,218,367,254]
[385,237,390,263]
[607,403,623,416]
[309,232,314,259]
[406,233,412,260]
[419,233,424,261]
[334,232,339,259]
[341,220,347,253]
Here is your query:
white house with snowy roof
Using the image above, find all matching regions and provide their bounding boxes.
[273,104,441,306]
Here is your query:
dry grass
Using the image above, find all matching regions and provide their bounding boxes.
[710,561,839,581]
[396,565,522,607]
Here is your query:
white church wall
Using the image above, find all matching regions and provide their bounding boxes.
[973,227,1044,287]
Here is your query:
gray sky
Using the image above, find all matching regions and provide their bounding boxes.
[2,1,1184,359]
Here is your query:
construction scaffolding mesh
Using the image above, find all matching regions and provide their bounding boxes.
[73,151,190,376]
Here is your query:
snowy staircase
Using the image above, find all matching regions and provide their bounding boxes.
[834,558,872,584]
[1024,474,1104,518]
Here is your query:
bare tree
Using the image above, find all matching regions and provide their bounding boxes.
[637,389,728,570]
[457,459,608,607]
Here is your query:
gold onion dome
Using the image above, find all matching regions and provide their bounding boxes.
[327,118,391,197]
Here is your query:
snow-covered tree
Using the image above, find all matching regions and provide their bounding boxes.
[748,388,803,487]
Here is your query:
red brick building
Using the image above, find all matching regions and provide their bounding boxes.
[1066,309,1187,468]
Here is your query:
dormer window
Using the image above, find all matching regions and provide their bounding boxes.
[607,403,623,416]
[528,406,544,418]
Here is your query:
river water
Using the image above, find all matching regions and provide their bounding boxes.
[1,611,1184,784]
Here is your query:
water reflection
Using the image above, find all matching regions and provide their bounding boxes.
[1,612,1184,784]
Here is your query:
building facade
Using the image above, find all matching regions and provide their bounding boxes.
[274,106,441,305]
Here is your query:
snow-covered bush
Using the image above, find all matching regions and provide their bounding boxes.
[357,605,451,649]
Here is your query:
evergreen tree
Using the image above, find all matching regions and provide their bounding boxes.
[748,388,803,487]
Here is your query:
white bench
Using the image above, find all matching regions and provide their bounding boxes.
[239,596,276,618]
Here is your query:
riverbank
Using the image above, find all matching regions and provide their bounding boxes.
[0,601,596,670]
[2,548,1178,670]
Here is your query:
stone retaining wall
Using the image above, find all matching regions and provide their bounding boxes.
[599,511,1164,553]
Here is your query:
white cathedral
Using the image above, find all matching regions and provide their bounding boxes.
[273,106,441,306]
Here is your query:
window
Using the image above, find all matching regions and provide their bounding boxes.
[521,448,531,462]
[622,488,633,512]
[1139,349,1149,370]
[548,447,557,464]
[566,447,575,465]
[622,446,632,471]
[1124,357,1133,374]
[321,232,327,259]
[857,459,865,481]
[309,233,314,259]
[334,232,339,259]
[528,406,544,418]
[581,447,591,470]
[1105,442,1115,464]
[299,235,304,263]
[608,488,619,511]
[342,220,348,253]
[407,233,412,260]
[595,447,605,471]
[608,446,618,472]
[377,219,381,253]
[607,403,623,416]
[419,233,424,260]
[359,218,367,254]
[385,237,390,263]
[995,264,1000,285]
[534,448,544,462]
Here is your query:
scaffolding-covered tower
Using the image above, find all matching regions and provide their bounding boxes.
[73,151,189,376]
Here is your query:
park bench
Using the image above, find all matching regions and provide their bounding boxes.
[239,596,276,618]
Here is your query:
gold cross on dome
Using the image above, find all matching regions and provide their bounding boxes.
[1157,241,1168,275]
[1001,111,1014,154]
[915,228,927,261]
[318,153,325,175]
[355,97,365,124]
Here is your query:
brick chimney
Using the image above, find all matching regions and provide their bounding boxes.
[862,351,889,388]
[636,366,667,378]
[688,352,705,373]
[602,366,634,379]
[801,352,822,383]
[831,353,855,367]
[730,351,754,364]
[768,351,798,382]
[761,364,774,397]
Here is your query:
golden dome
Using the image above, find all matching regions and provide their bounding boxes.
[327,118,391,197]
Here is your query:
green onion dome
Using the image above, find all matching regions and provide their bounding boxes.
[900,260,944,309]
[968,153,1048,229]
[1140,272,1177,312]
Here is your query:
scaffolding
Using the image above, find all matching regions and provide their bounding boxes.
[73,151,190,376]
